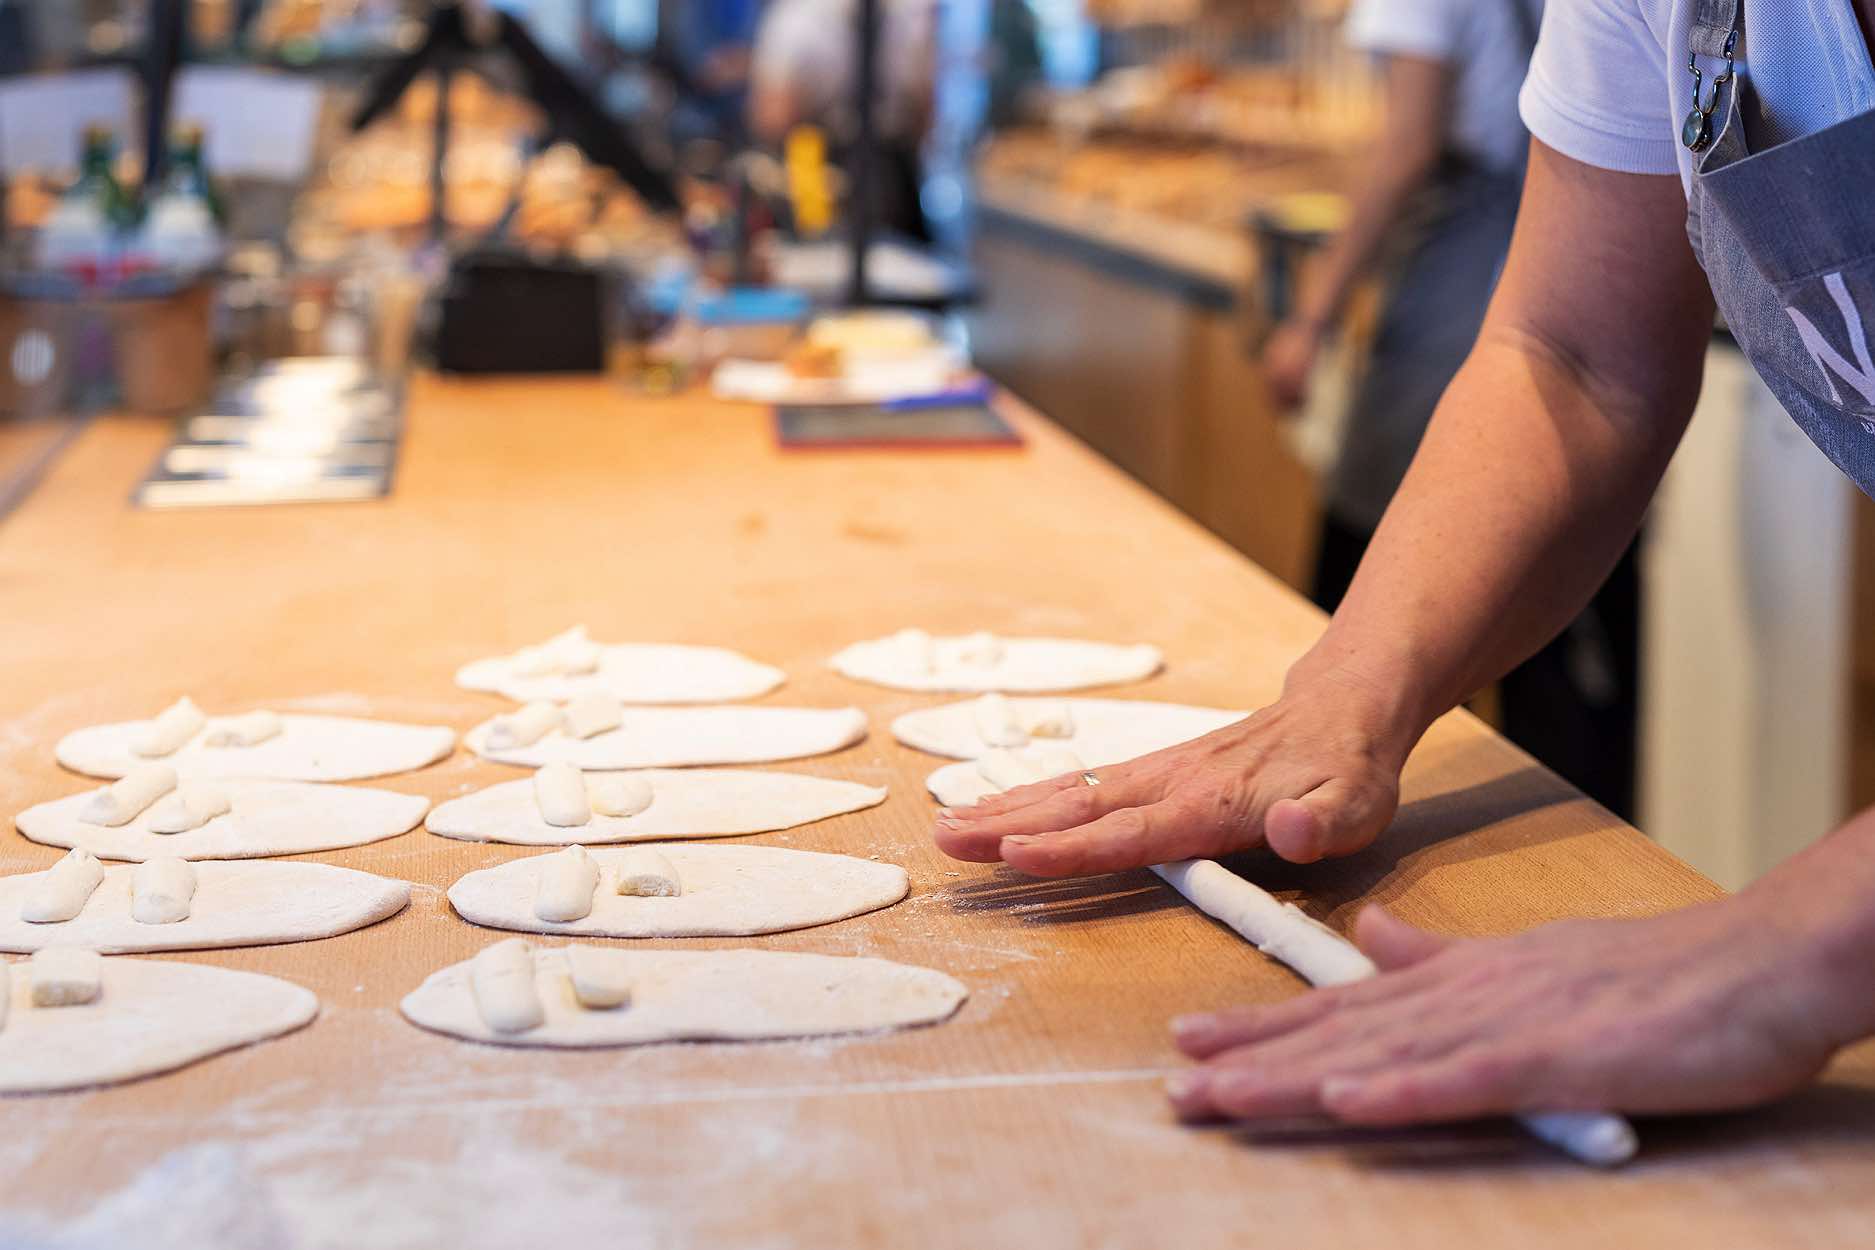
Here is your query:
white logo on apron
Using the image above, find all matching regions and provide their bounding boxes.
[1786,272,1875,411]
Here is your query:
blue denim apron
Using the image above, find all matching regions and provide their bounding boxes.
[1686,0,1875,495]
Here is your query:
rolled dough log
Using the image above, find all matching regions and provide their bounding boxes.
[561,693,623,741]
[830,632,1164,693]
[0,956,317,1093]
[1150,859,1639,1168]
[400,946,967,1048]
[16,780,430,862]
[564,944,632,1008]
[590,775,655,818]
[532,763,591,828]
[895,696,1245,763]
[610,848,680,897]
[146,784,233,834]
[30,947,102,1006]
[456,636,786,705]
[486,701,564,751]
[425,770,886,846]
[447,844,908,938]
[203,710,282,747]
[132,698,206,758]
[80,764,178,827]
[533,846,601,922]
[0,860,410,953]
[20,849,106,923]
[469,938,546,1034]
[129,858,197,924]
[56,712,455,782]
[463,706,868,770]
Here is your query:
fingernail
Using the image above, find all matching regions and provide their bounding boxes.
[1164,1072,1203,1101]
[1002,835,1041,847]
[1170,1014,1210,1041]
[1320,1076,1364,1106]
[935,816,963,831]
[936,807,955,819]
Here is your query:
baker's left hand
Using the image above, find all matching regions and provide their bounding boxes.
[1166,896,1859,1126]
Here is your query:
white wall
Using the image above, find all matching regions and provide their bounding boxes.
[1640,342,1851,889]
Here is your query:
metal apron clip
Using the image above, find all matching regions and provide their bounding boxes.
[1683,27,1740,152]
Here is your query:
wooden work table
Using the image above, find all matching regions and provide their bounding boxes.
[1,377,1871,1248]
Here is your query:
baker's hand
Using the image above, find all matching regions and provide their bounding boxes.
[1167,897,1856,1127]
[1260,320,1324,411]
[932,671,1411,877]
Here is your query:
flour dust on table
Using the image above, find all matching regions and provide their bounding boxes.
[15,778,430,860]
[400,941,967,1048]
[0,855,409,953]
[894,694,1244,761]
[0,953,318,1093]
[55,701,455,782]
[464,704,868,769]
[447,843,909,938]
[426,767,887,845]
[829,629,1163,693]
[456,625,786,704]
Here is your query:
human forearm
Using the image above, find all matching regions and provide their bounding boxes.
[1736,807,1875,1048]
[1290,325,1694,748]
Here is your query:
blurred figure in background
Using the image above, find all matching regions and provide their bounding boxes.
[660,0,764,143]
[748,0,939,240]
[1261,0,1639,818]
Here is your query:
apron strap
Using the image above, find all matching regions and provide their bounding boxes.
[1691,0,1742,58]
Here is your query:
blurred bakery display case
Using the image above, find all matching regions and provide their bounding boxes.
[968,0,1369,590]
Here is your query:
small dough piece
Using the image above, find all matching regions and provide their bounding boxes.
[132,698,206,758]
[957,631,1005,667]
[131,858,198,925]
[31,947,103,1006]
[892,628,937,675]
[146,784,232,835]
[971,694,1029,749]
[487,701,564,751]
[1021,701,1076,739]
[532,763,591,828]
[203,710,282,748]
[533,845,601,922]
[80,764,179,828]
[514,626,601,677]
[974,747,1084,793]
[561,693,623,740]
[470,938,545,1033]
[21,849,107,924]
[564,945,632,1009]
[611,848,680,897]
[589,775,654,819]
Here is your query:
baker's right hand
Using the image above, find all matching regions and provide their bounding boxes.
[932,669,1412,877]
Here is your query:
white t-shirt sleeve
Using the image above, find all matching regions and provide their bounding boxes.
[1519,0,1681,174]
[1344,0,1466,62]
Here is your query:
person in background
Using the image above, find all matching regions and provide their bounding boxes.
[659,0,763,143]
[1263,0,1639,819]
[748,0,939,240]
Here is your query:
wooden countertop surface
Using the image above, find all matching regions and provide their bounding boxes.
[1,377,1871,1248]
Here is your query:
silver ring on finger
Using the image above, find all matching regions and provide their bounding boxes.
[1081,771,1101,787]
